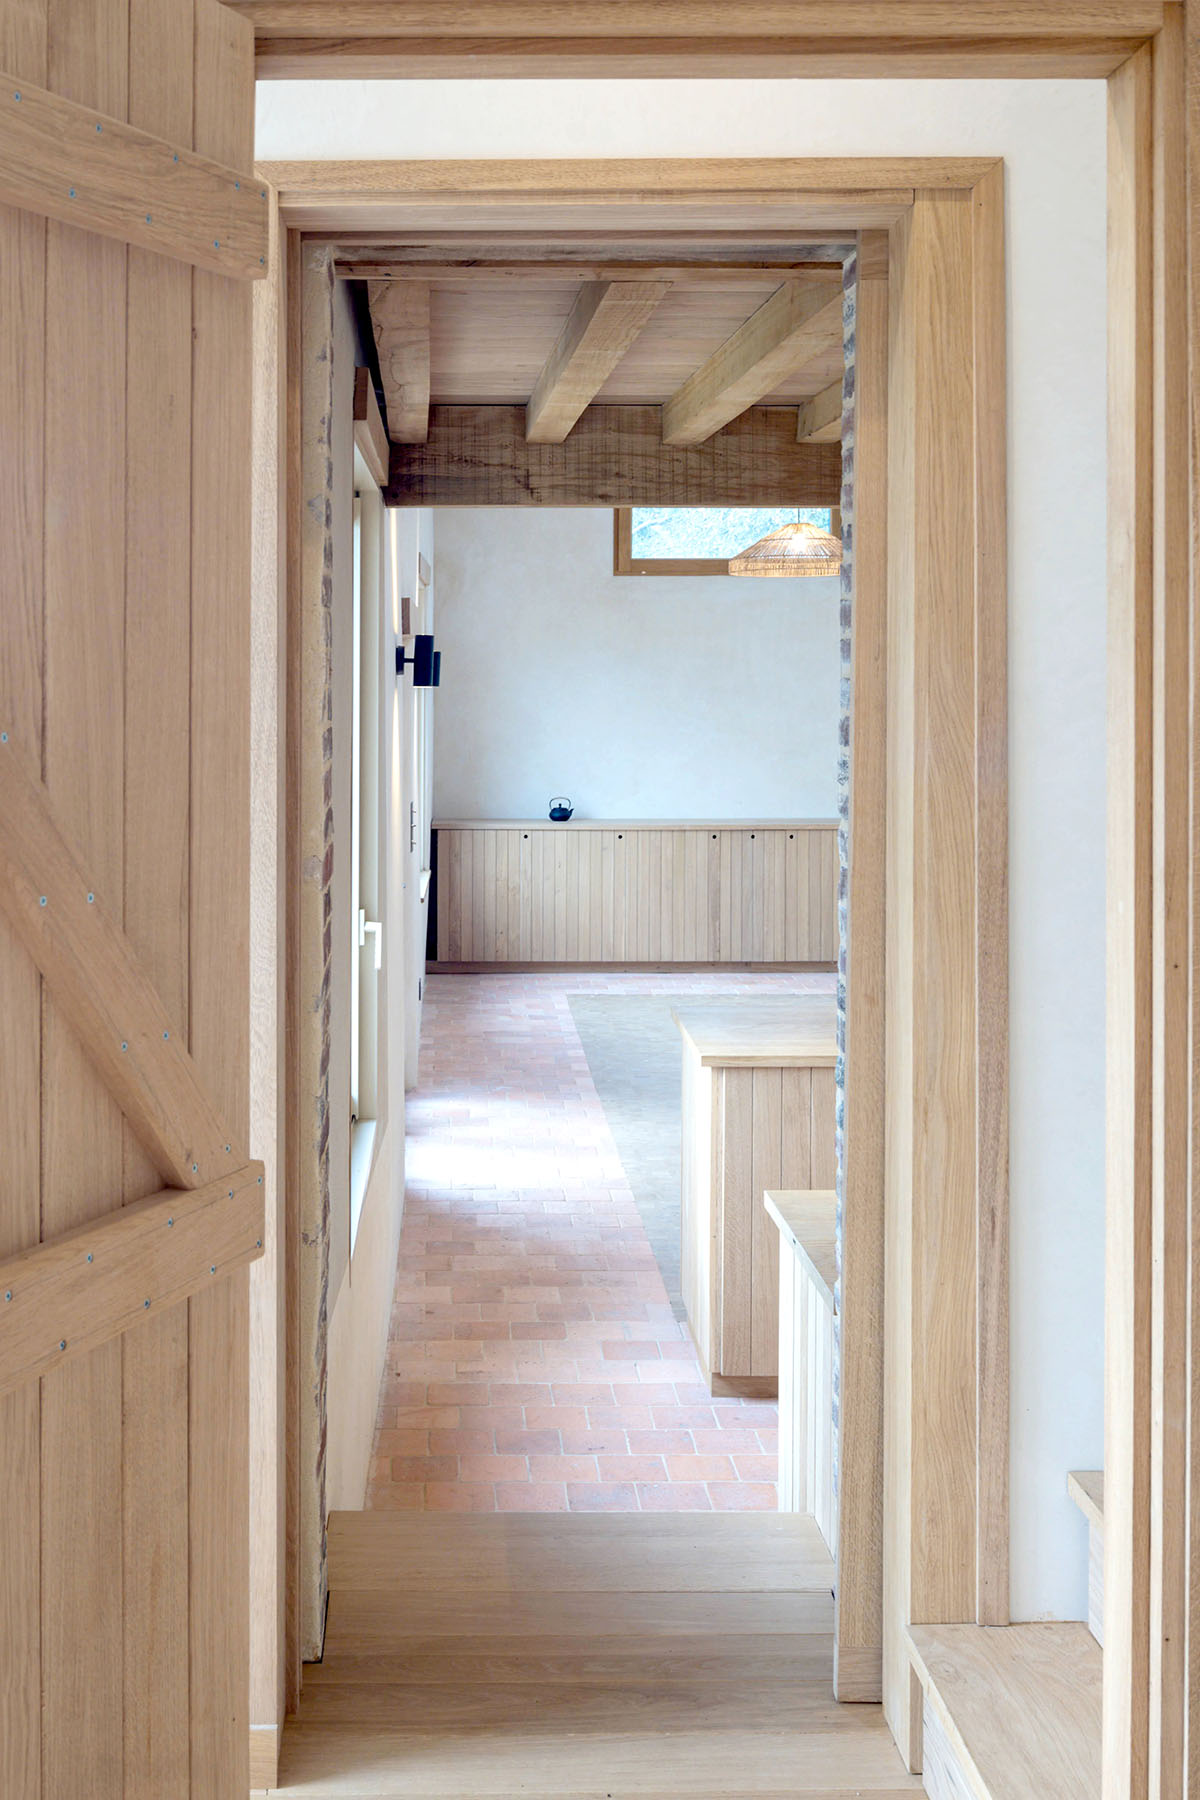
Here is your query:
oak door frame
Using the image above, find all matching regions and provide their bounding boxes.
[241,1,1164,80]
[271,157,1008,1751]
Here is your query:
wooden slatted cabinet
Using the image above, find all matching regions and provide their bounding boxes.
[433,819,838,965]
[675,997,837,1394]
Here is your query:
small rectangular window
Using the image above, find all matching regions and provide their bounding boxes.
[614,506,836,576]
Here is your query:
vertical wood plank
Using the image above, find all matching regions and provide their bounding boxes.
[707,830,722,962]
[681,830,698,961]
[530,829,545,960]
[0,3,46,1791]
[884,194,920,1771]
[599,830,614,960]
[543,828,558,959]
[584,829,598,960]
[767,831,787,961]
[647,829,662,962]
[553,829,568,961]
[781,1068,815,1190]
[444,831,461,961]
[40,0,128,1789]
[777,1248,796,1511]
[122,0,195,1784]
[472,829,489,963]
[909,183,979,1693]
[460,830,475,961]
[518,829,533,960]
[750,1068,782,1376]
[479,827,496,961]
[747,830,766,962]
[493,825,509,959]
[884,187,981,1770]
[1148,13,1189,1794]
[189,6,254,1794]
[835,228,888,1703]
[787,829,810,962]
[727,832,743,962]
[508,829,524,958]
[564,831,579,961]
[809,829,829,961]
[613,830,627,960]
[718,1069,754,1376]
[1106,48,1154,1800]
[1187,8,1200,1770]
[811,1067,838,1188]
[971,161,1011,1631]
[249,174,288,1786]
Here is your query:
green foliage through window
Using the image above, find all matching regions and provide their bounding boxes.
[629,506,833,561]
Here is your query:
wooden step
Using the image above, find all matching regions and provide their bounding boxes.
[323,1583,834,1651]
[327,1507,834,1593]
[1067,1470,1104,1645]
[270,1511,922,1798]
[908,1623,1101,1800]
[274,1725,923,1796]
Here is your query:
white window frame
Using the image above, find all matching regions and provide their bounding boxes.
[350,456,384,1250]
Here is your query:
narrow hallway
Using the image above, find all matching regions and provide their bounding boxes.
[368,970,835,1513]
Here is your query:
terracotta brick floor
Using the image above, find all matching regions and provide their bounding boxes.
[367,969,835,1513]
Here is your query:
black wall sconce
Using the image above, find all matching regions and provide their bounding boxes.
[396,633,441,687]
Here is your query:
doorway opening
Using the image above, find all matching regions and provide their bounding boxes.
[269,156,1005,1793]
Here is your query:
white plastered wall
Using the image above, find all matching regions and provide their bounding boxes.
[258,77,1108,1624]
[431,507,840,821]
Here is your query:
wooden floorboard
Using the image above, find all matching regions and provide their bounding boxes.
[271,1513,921,1797]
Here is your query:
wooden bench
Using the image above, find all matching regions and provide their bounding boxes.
[765,1188,837,1554]
[674,996,837,1396]
[1068,1470,1104,1645]
[907,1621,1101,1800]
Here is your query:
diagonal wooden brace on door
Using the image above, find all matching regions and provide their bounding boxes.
[0,71,269,279]
[0,1163,265,1398]
[0,737,246,1189]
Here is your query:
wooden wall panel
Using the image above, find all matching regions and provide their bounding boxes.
[434,823,838,964]
[0,0,45,1789]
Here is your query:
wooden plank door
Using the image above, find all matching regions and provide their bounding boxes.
[0,1,266,1793]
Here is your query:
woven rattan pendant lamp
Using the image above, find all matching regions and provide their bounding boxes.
[728,515,842,578]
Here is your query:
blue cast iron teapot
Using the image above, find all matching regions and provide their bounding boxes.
[548,797,574,822]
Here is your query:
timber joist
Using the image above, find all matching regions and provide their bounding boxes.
[0,71,268,278]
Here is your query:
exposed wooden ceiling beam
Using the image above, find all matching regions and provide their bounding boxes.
[796,379,844,443]
[526,280,671,443]
[369,280,431,444]
[662,281,844,447]
[385,404,840,508]
[335,259,845,284]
